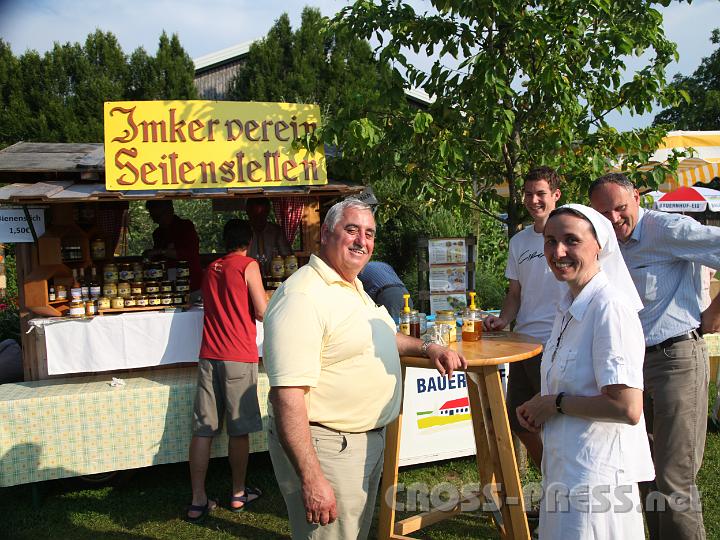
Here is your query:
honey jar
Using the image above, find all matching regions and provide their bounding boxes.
[91,238,105,260]
[111,297,125,309]
[176,260,190,279]
[160,281,173,293]
[145,281,161,294]
[119,264,134,281]
[117,281,131,298]
[175,279,190,293]
[103,282,118,298]
[135,295,148,307]
[104,263,119,283]
[161,293,173,305]
[56,285,68,300]
[284,254,298,277]
[435,310,458,343]
[271,255,285,279]
[85,300,96,316]
[97,296,111,310]
[124,296,136,308]
[68,300,85,318]
[130,282,144,295]
[145,261,164,280]
[172,293,184,305]
[147,294,161,306]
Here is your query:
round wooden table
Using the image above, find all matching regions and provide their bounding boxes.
[378,332,543,540]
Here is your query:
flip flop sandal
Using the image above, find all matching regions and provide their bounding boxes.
[185,498,217,524]
[229,486,263,513]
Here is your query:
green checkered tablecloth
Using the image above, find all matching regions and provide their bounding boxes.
[0,366,270,487]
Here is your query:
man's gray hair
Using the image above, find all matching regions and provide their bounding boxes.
[324,198,373,232]
[589,172,636,198]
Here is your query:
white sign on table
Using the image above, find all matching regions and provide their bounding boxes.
[0,208,45,242]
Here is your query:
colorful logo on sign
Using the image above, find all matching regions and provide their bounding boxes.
[416,396,471,429]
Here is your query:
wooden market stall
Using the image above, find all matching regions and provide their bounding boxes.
[0,141,363,381]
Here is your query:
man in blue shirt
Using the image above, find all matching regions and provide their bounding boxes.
[590,173,720,540]
[358,261,410,321]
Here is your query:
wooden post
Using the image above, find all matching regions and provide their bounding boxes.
[16,242,39,380]
[301,198,321,255]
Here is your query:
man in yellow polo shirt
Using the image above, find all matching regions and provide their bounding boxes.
[263,198,466,539]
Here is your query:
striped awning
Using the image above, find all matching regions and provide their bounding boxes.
[649,131,720,190]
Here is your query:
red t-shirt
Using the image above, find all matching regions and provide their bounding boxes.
[152,215,203,291]
[199,252,258,362]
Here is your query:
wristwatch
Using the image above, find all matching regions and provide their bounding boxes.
[555,392,565,414]
[421,336,433,357]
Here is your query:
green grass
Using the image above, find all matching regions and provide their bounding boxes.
[4,393,720,539]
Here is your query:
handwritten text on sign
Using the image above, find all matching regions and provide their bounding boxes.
[104,101,327,191]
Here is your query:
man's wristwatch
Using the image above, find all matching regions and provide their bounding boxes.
[421,337,433,357]
[555,392,565,414]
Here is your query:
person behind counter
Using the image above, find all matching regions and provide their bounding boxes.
[246,197,292,273]
[144,200,203,291]
[186,219,268,523]
[358,260,411,321]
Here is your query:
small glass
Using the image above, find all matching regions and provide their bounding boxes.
[427,324,451,347]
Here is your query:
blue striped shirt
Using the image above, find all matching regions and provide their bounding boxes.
[619,208,720,346]
[358,261,405,299]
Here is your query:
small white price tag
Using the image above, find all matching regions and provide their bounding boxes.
[0,208,45,242]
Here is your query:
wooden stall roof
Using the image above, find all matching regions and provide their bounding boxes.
[0,142,363,203]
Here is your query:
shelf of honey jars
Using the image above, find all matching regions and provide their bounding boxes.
[264,253,300,295]
[27,256,192,319]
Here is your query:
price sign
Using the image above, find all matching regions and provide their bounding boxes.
[0,208,45,242]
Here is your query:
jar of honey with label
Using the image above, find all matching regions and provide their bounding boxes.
[462,292,483,342]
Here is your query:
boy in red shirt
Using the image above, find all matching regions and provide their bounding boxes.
[186,219,268,522]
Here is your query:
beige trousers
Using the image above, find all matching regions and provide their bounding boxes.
[268,418,385,540]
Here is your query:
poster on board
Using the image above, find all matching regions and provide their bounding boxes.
[429,293,467,313]
[428,238,466,265]
[429,265,467,292]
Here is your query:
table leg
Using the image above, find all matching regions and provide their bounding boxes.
[479,365,530,540]
[466,370,505,533]
[378,366,413,540]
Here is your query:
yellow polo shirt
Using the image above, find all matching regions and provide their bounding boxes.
[263,254,402,432]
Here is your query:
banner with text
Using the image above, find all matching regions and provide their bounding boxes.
[104,100,327,191]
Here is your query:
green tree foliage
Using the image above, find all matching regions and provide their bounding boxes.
[227,7,391,130]
[228,6,509,298]
[0,30,197,146]
[654,28,720,129]
[127,200,227,257]
[318,0,688,235]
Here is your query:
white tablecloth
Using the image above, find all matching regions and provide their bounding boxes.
[29,309,264,375]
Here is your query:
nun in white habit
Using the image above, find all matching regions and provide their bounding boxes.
[516,204,654,539]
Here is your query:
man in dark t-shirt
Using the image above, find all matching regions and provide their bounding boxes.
[145,200,203,291]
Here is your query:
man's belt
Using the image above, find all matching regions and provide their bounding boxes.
[646,329,702,353]
[309,421,383,433]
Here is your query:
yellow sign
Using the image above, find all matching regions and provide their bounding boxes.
[103,100,327,191]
